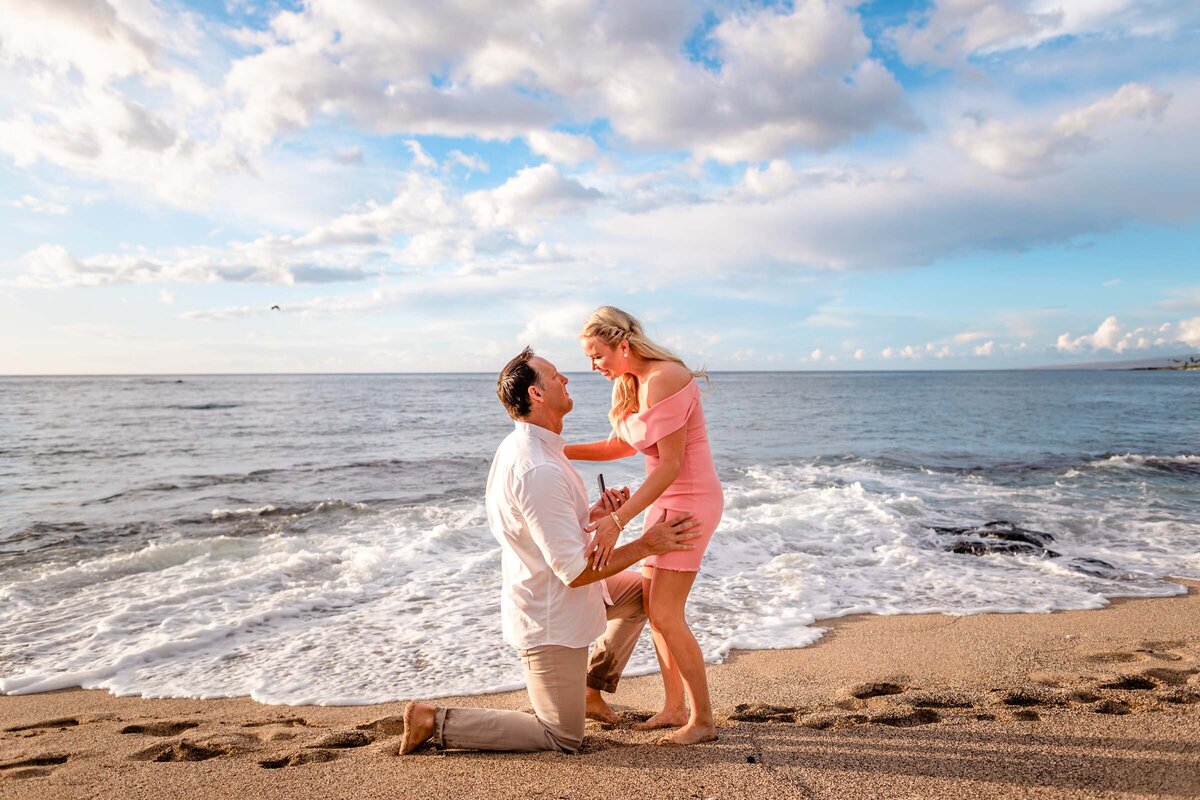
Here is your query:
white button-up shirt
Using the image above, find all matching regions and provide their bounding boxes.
[485,421,607,650]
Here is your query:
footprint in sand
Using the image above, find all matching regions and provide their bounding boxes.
[728,704,802,723]
[3,718,79,733]
[901,690,980,709]
[866,708,941,727]
[992,688,1066,708]
[1090,699,1133,715]
[305,731,374,749]
[1157,688,1200,705]
[259,749,339,769]
[1135,641,1193,662]
[1141,667,1199,686]
[593,710,653,730]
[847,682,906,699]
[1011,709,1040,722]
[1086,650,1148,664]
[129,733,261,762]
[242,717,310,728]
[1098,676,1158,691]
[120,721,200,736]
[0,753,70,780]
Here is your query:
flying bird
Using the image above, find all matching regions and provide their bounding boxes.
[270,305,280,311]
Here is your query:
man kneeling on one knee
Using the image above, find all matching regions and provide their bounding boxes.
[401,347,701,754]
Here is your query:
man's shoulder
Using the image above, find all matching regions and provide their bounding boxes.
[493,428,557,480]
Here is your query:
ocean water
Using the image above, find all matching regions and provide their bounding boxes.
[1,371,1198,705]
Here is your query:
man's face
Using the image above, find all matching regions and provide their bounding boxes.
[529,356,573,418]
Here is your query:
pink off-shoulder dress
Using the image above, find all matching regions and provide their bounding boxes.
[616,379,723,572]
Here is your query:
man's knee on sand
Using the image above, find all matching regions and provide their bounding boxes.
[544,722,584,754]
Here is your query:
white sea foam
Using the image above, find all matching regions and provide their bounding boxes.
[1089,453,1200,469]
[2,459,1198,704]
[210,505,277,519]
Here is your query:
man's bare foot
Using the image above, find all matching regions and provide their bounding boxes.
[656,722,718,746]
[584,690,618,724]
[632,708,688,731]
[400,701,436,755]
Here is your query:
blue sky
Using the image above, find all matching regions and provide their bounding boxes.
[2,0,1198,373]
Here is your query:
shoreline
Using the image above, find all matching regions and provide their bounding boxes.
[3,577,1194,706]
[3,581,1199,798]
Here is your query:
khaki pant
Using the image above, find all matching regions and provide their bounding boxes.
[433,571,646,753]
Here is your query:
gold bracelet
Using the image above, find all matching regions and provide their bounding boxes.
[610,512,625,532]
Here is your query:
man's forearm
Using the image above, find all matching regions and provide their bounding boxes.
[569,537,651,587]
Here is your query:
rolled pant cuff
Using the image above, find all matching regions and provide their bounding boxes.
[433,707,449,749]
[587,674,618,693]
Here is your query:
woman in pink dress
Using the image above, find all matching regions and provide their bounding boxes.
[564,306,723,745]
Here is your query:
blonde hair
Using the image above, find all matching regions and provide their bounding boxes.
[579,306,708,431]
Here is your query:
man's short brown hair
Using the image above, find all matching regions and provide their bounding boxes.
[497,346,541,419]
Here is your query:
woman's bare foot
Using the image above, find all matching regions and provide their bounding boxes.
[584,689,618,724]
[632,708,688,731]
[656,722,718,746]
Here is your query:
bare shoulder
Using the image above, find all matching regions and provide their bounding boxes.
[644,362,694,405]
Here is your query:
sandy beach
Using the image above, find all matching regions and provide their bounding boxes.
[2,579,1198,800]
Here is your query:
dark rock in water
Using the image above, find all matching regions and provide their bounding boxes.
[1069,557,1122,578]
[932,521,1060,558]
[948,541,1061,558]
[931,521,1054,546]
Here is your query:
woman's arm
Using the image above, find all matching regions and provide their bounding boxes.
[586,424,686,568]
[564,437,635,461]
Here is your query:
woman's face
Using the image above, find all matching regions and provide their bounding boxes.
[581,336,624,380]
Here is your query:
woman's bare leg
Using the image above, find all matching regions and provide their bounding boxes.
[631,566,689,731]
[645,567,715,745]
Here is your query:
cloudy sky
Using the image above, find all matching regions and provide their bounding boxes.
[2,0,1198,373]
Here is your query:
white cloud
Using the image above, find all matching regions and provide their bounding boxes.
[465,164,602,228]
[952,83,1170,178]
[158,289,175,305]
[526,131,598,166]
[405,140,437,170]
[1056,315,1200,353]
[586,78,1200,275]
[218,0,911,163]
[973,340,995,356]
[890,0,1200,69]
[740,160,800,199]
[1178,317,1200,348]
[12,242,376,289]
[445,150,489,173]
[294,172,458,249]
[952,330,990,344]
[854,348,865,361]
[7,194,69,215]
[517,302,593,344]
[809,348,823,360]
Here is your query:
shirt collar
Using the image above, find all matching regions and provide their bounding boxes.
[515,420,566,452]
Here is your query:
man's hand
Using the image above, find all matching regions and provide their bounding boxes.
[642,511,702,555]
[587,487,630,524]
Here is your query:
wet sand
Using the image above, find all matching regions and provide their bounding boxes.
[2,579,1198,799]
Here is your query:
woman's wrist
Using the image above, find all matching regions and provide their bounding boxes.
[610,511,625,532]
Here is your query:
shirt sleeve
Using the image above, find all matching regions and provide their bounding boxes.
[512,464,589,586]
